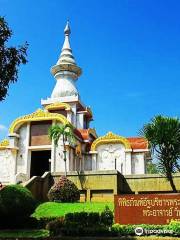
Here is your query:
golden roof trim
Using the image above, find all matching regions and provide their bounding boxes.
[9,109,70,133]
[45,102,71,111]
[91,131,131,151]
[0,139,9,150]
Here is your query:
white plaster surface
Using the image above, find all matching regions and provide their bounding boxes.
[51,75,78,99]
[131,153,145,174]
[76,113,84,129]
[96,143,125,172]
[16,125,27,174]
[54,138,71,172]
[0,149,12,183]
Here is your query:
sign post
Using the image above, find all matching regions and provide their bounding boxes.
[114,194,180,225]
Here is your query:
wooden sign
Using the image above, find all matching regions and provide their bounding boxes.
[114,194,180,225]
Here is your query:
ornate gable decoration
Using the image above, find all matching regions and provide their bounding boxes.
[9,109,70,134]
[0,139,9,150]
[45,102,71,111]
[91,132,131,151]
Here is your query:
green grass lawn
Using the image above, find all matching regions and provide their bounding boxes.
[0,229,49,238]
[33,202,114,219]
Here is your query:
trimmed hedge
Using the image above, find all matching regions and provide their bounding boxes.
[48,176,80,202]
[44,213,180,237]
[46,207,114,236]
[0,184,37,228]
[101,205,114,227]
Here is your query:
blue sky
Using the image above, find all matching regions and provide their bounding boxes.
[1,0,180,140]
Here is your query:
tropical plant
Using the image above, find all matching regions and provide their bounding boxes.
[48,123,75,176]
[48,176,80,202]
[0,16,28,101]
[140,115,180,192]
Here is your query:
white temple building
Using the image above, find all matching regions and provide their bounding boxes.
[0,22,150,184]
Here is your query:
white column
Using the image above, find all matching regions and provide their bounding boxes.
[125,150,132,175]
[138,153,145,174]
[51,120,56,173]
[51,141,56,172]
[81,155,84,171]
[71,104,77,126]
[77,113,84,128]
[9,135,19,178]
[91,152,97,170]
[25,123,30,178]
[66,146,70,172]
[67,111,72,123]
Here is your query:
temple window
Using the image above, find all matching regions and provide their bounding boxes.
[30,121,52,146]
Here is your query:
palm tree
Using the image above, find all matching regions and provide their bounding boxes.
[49,123,75,176]
[140,115,180,192]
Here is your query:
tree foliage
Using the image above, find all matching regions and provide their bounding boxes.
[141,115,180,192]
[48,123,75,146]
[48,123,75,176]
[0,16,28,101]
[146,161,159,174]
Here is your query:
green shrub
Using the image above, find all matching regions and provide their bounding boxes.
[64,212,74,223]
[88,212,100,227]
[0,184,37,228]
[62,211,102,236]
[73,212,88,226]
[48,176,80,202]
[65,211,101,227]
[112,224,134,236]
[45,218,180,237]
[167,220,180,235]
[37,217,58,229]
[65,212,88,227]
[100,205,114,227]
[112,223,175,236]
[46,218,64,236]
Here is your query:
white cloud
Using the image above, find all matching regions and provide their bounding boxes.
[0,124,7,131]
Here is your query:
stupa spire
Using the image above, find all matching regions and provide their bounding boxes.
[49,21,82,99]
[51,21,81,78]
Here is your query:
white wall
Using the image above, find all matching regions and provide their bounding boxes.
[54,137,72,173]
[55,143,65,172]
[0,149,12,183]
[76,113,84,129]
[96,143,125,173]
[131,153,145,174]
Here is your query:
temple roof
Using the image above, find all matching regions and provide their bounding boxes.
[77,128,97,141]
[90,132,149,152]
[127,137,148,150]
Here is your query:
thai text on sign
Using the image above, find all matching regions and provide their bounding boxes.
[114,194,180,225]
